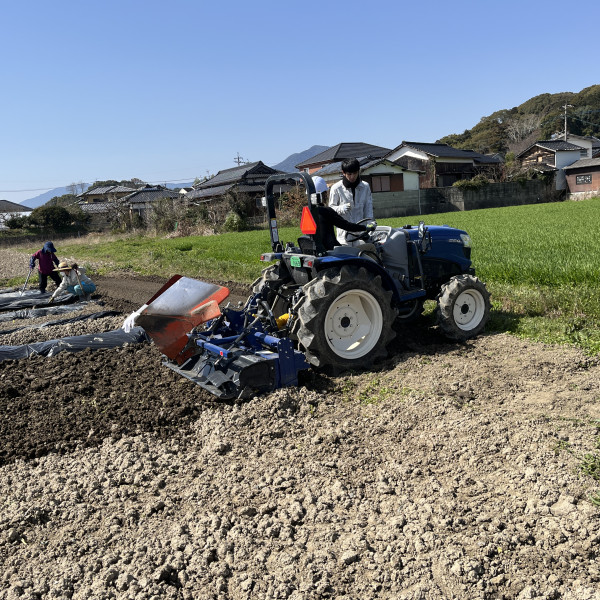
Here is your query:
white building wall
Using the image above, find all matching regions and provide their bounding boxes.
[555,150,581,169]
[402,172,420,190]
[0,211,31,229]
[386,148,428,162]
[566,135,592,158]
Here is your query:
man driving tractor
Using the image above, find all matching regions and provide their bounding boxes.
[312,176,376,251]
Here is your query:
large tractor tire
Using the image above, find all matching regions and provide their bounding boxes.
[295,265,395,369]
[252,263,288,295]
[252,263,292,316]
[436,274,490,340]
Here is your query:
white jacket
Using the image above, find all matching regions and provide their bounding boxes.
[328,179,373,244]
[54,267,94,296]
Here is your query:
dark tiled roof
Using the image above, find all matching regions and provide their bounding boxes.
[187,184,236,200]
[561,134,600,149]
[564,157,600,170]
[122,187,179,205]
[465,151,503,164]
[295,143,391,168]
[80,202,111,213]
[517,140,584,158]
[195,161,281,189]
[314,156,418,176]
[0,199,33,212]
[398,142,482,159]
[187,181,268,200]
[79,185,136,196]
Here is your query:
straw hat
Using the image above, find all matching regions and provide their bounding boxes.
[53,261,72,272]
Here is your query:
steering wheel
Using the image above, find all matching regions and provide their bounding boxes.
[345,218,377,242]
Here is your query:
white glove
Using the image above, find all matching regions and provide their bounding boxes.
[334,202,351,215]
[122,304,148,333]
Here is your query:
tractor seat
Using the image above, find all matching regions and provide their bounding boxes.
[297,235,316,254]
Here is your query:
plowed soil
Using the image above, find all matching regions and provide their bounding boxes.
[1,248,599,600]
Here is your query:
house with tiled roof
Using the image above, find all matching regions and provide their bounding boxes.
[295,143,391,174]
[556,134,600,160]
[0,199,34,229]
[77,185,137,204]
[78,185,180,227]
[517,140,584,189]
[121,185,180,218]
[313,157,421,192]
[186,161,283,202]
[385,142,502,188]
[564,157,600,199]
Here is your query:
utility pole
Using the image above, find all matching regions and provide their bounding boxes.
[563,103,574,141]
[234,152,245,166]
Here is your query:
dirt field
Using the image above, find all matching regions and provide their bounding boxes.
[1,247,599,600]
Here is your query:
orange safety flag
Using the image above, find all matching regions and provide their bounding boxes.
[300,206,317,235]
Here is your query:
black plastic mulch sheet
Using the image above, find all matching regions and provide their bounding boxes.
[0,303,101,324]
[0,311,120,336]
[0,291,76,311]
[0,327,148,362]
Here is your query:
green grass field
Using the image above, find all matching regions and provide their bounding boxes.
[386,199,600,354]
[7,196,600,354]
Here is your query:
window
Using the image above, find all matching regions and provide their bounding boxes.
[576,174,592,185]
[371,176,391,192]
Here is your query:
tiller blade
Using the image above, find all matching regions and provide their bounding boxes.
[164,318,309,400]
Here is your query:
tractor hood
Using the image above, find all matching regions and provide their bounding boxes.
[403,224,473,271]
[402,224,469,243]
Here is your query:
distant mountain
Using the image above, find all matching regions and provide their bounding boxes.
[271,145,329,173]
[437,84,600,155]
[20,185,91,209]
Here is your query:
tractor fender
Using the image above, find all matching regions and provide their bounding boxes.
[313,256,404,301]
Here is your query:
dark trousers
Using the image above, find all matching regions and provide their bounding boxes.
[39,271,61,293]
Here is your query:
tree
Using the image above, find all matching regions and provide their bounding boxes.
[505,114,542,144]
[4,215,29,229]
[90,178,147,190]
[67,181,87,195]
[47,193,79,207]
[29,205,73,230]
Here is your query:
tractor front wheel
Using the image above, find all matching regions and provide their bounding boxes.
[436,274,490,340]
[296,266,395,369]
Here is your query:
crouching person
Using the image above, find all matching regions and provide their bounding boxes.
[48,262,96,303]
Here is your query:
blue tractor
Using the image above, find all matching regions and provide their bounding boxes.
[137,172,490,399]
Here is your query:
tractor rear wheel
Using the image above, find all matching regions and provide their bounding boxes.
[436,274,490,340]
[252,263,292,315]
[252,263,288,295]
[295,265,395,369]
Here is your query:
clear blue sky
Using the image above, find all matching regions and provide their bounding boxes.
[1,0,598,204]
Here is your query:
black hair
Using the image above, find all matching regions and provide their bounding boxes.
[341,158,360,174]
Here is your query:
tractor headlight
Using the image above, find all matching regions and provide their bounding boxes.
[460,234,472,248]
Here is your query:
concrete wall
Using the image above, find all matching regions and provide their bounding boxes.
[372,180,560,219]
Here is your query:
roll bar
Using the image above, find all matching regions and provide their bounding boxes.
[264,172,325,254]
